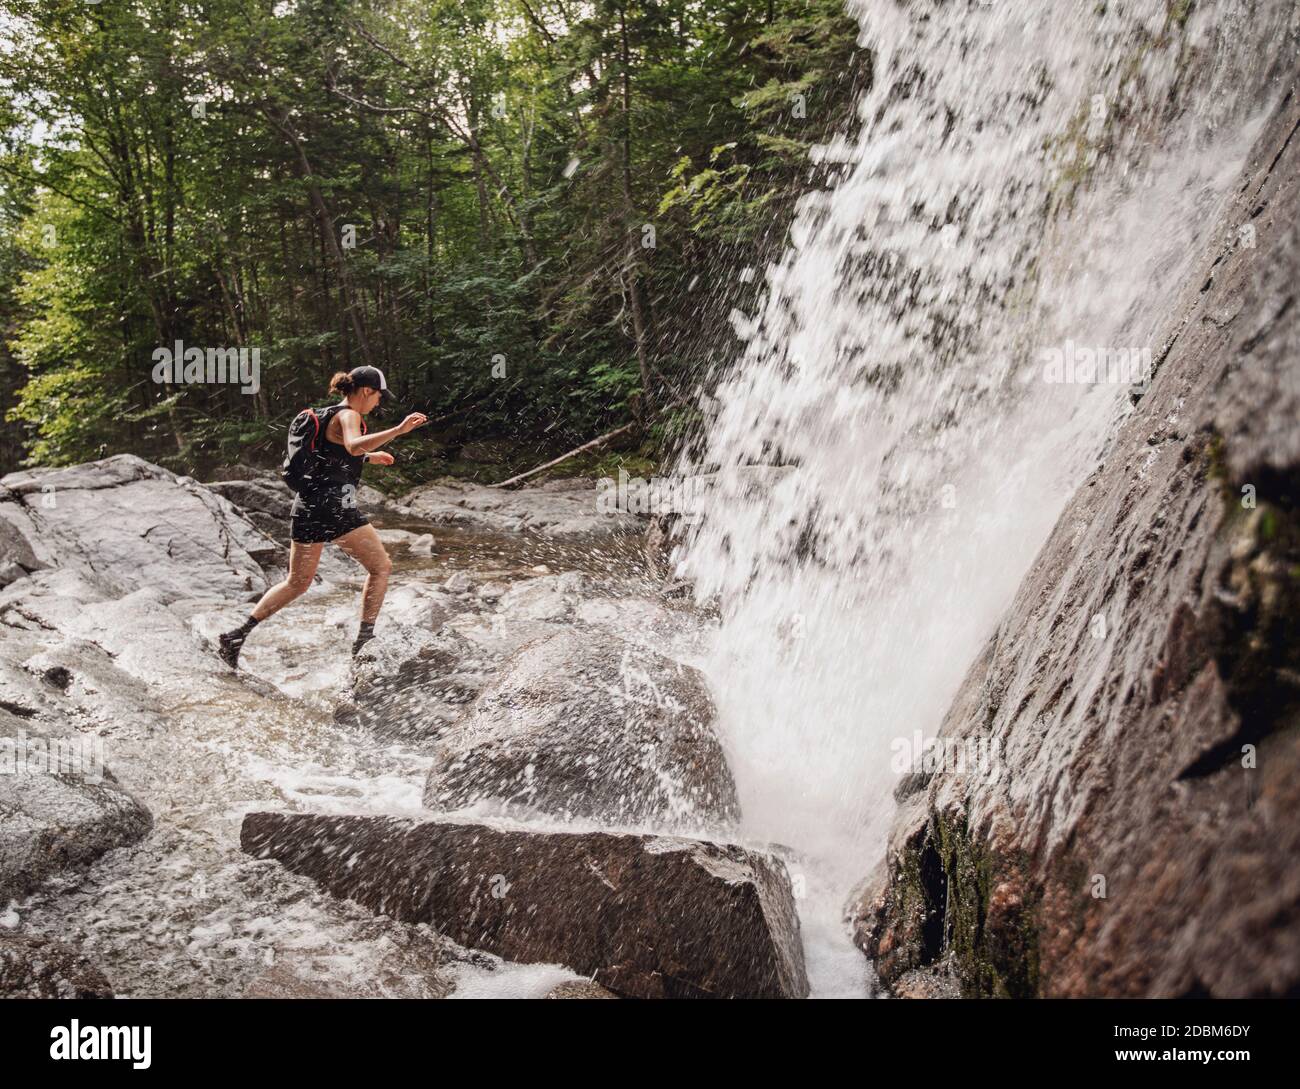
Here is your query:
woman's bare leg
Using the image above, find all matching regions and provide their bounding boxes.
[219,542,322,667]
[334,524,392,623]
[251,542,323,620]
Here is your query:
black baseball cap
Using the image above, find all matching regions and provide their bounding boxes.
[350,366,392,401]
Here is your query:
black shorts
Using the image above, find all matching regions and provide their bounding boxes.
[290,487,369,544]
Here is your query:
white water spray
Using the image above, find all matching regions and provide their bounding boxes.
[679,0,1295,991]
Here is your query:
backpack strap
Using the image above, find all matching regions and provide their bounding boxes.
[314,404,343,441]
[320,403,367,438]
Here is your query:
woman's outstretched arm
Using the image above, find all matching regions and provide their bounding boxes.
[336,408,427,456]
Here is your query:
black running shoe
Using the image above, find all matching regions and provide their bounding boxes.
[351,630,375,658]
[218,631,244,669]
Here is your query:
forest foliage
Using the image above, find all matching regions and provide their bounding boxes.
[0,0,861,480]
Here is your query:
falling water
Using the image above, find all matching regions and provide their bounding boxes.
[678,0,1297,992]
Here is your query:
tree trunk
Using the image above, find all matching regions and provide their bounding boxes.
[619,3,653,419]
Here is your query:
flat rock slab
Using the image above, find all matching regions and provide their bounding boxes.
[241,812,808,998]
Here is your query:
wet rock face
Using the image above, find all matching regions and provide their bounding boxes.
[336,623,484,744]
[241,812,808,998]
[0,931,114,998]
[242,928,453,999]
[424,628,740,830]
[0,710,153,904]
[852,89,1300,997]
[0,456,292,908]
[0,612,158,904]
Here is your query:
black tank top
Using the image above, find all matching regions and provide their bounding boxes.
[312,404,365,490]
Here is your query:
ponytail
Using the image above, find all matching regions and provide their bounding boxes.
[329,371,357,396]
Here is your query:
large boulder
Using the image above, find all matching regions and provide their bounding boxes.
[423,627,740,831]
[851,87,1300,998]
[0,455,276,603]
[241,812,808,998]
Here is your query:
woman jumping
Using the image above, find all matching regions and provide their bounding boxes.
[218,366,427,668]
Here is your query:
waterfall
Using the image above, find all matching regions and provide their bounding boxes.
[677,0,1296,991]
